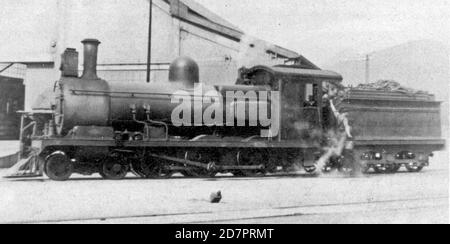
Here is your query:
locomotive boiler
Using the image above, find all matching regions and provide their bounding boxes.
[53,39,271,139]
[8,38,445,181]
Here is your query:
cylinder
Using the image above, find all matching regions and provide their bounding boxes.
[81,39,101,80]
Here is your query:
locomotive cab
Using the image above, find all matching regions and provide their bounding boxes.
[238,65,343,142]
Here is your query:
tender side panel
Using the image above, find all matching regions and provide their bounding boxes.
[340,97,442,140]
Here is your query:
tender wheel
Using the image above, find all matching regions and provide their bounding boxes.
[387,164,401,173]
[322,165,334,173]
[360,164,371,174]
[406,162,424,173]
[338,165,355,174]
[45,153,73,181]
[357,152,371,174]
[338,150,359,175]
[373,164,398,174]
[101,156,129,180]
[373,165,387,174]
[381,164,394,174]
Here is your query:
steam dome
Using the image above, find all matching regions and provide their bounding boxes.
[168,56,199,87]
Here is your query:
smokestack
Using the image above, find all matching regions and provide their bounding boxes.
[81,39,101,80]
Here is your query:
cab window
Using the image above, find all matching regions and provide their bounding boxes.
[303,83,319,107]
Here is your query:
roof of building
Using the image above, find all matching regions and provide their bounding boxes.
[167,0,244,41]
[0,75,23,83]
[168,1,320,69]
[266,45,300,59]
[0,63,26,80]
[180,0,243,33]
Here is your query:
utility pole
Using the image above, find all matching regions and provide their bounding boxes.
[146,0,153,83]
[365,54,370,84]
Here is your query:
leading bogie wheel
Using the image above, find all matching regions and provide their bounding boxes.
[45,153,74,181]
[101,157,129,180]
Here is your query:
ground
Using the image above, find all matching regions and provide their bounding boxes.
[0,141,19,157]
[0,151,448,224]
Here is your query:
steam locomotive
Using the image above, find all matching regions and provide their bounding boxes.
[12,39,445,181]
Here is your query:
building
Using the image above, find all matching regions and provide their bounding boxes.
[0,64,26,139]
[0,0,318,139]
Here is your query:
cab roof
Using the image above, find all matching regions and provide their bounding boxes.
[244,65,343,82]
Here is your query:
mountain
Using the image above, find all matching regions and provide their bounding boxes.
[324,40,449,139]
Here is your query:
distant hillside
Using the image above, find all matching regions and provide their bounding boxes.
[324,40,449,99]
[324,40,449,139]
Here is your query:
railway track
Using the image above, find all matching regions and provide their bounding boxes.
[14,196,447,224]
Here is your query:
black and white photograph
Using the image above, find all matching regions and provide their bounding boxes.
[0,0,448,228]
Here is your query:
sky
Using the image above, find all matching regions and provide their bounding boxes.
[195,0,450,66]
